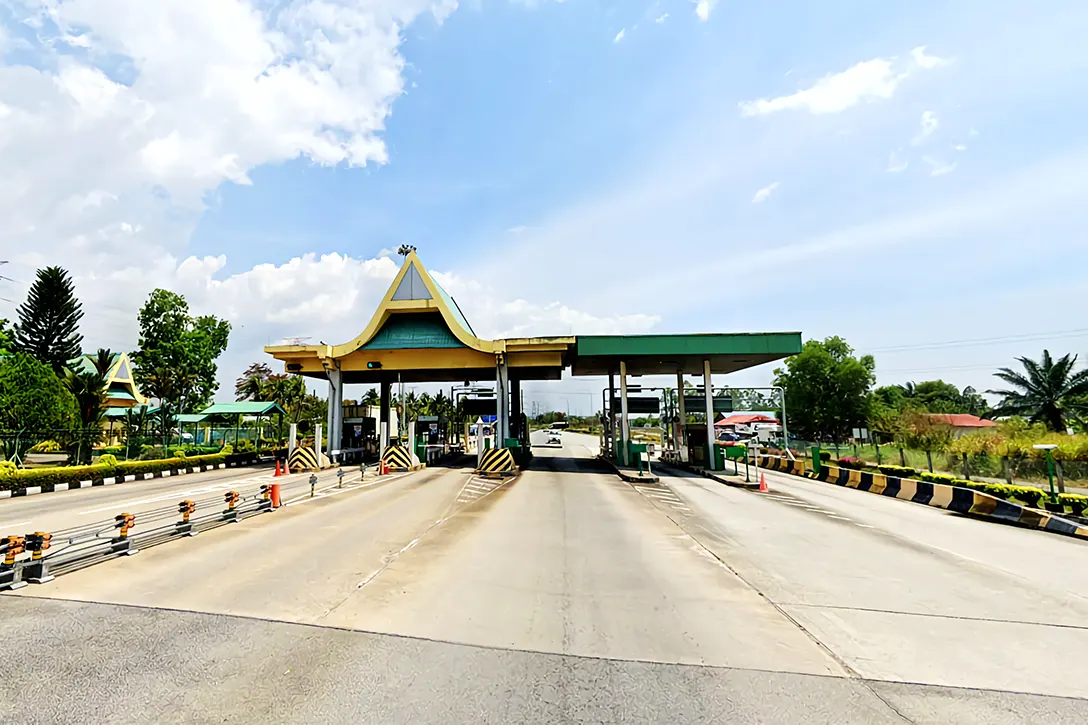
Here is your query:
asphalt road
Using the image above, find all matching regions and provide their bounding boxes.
[0,462,352,535]
[1,433,1086,723]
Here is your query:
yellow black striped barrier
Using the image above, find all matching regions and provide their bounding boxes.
[288,447,319,472]
[382,445,417,472]
[476,448,516,477]
[758,456,1088,540]
[757,455,806,477]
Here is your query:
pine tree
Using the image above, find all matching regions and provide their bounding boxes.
[13,267,85,372]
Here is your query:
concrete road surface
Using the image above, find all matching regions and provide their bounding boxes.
[1,434,1086,724]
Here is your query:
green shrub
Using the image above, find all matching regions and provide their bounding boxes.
[221,443,234,455]
[234,439,255,454]
[0,461,17,478]
[919,471,959,484]
[0,453,228,491]
[877,465,918,478]
[1006,485,1044,508]
[171,448,187,458]
[28,440,62,454]
[1060,494,1088,517]
[96,453,120,469]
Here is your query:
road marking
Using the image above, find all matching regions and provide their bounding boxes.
[856,523,876,528]
[282,473,410,507]
[0,521,30,531]
[827,514,854,521]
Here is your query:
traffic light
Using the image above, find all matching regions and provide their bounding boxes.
[366,361,382,369]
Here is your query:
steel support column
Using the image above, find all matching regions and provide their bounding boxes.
[496,356,510,444]
[620,361,630,466]
[676,371,687,463]
[379,380,391,458]
[703,359,715,471]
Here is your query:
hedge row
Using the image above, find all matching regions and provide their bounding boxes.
[0,452,235,491]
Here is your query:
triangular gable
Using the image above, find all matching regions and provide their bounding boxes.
[331,251,497,357]
[113,357,132,381]
[390,263,432,301]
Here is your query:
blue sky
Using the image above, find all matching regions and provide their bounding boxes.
[2,0,1087,412]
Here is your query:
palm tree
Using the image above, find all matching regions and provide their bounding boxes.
[236,362,272,401]
[62,348,113,464]
[361,388,380,410]
[987,350,1088,431]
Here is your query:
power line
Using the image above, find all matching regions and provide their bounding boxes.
[869,328,1088,354]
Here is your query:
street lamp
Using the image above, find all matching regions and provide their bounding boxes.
[1033,444,1059,505]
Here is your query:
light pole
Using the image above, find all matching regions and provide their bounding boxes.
[1033,444,1059,506]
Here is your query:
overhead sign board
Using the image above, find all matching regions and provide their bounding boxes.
[611,396,661,415]
[683,396,733,413]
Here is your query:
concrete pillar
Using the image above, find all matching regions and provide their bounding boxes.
[379,380,390,456]
[288,423,297,454]
[607,373,615,460]
[703,359,715,471]
[496,356,510,445]
[326,366,343,459]
[620,361,630,467]
[676,371,687,463]
[510,378,522,441]
[314,422,323,468]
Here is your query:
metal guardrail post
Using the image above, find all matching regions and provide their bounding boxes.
[223,491,240,523]
[337,468,344,488]
[177,500,197,536]
[22,532,55,584]
[1,536,27,591]
[310,474,317,498]
[111,513,139,556]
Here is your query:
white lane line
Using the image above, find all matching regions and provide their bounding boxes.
[856,523,876,528]
[78,482,241,515]
[827,515,854,521]
[0,521,31,531]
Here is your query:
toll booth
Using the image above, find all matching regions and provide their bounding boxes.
[685,424,710,469]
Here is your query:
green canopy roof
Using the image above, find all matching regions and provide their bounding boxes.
[199,402,286,417]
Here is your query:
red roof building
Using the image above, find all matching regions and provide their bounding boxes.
[924,414,997,428]
[714,414,779,428]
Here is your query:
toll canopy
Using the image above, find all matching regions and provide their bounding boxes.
[570,333,802,377]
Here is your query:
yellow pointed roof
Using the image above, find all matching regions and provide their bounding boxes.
[329,250,498,358]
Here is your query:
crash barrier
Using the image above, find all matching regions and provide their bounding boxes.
[757,455,806,477]
[381,445,420,472]
[760,456,1088,540]
[0,473,342,592]
[476,447,517,477]
[287,446,331,472]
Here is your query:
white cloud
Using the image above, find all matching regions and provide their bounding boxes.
[695,0,718,22]
[655,13,669,24]
[613,28,625,43]
[911,46,950,70]
[924,156,957,176]
[954,144,967,152]
[751,182,780,204]
[886,150,909,173]
[919,110,939,138]
[506,225,529,234]
[0,0,656,397]
[739,47,950,117]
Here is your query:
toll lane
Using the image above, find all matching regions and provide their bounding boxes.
[321,447,843,675]
[12,465,473,623]
[651,464,1088,700]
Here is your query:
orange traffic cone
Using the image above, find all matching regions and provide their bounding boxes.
[274,460,281,477]
[758,473,768,493]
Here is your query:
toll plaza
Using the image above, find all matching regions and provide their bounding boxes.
[264,250,800,476]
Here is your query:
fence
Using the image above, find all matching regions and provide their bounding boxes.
[792,440,1088,487]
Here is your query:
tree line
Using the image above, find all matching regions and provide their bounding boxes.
[0,267,231,463]
[774,336,1088,444]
